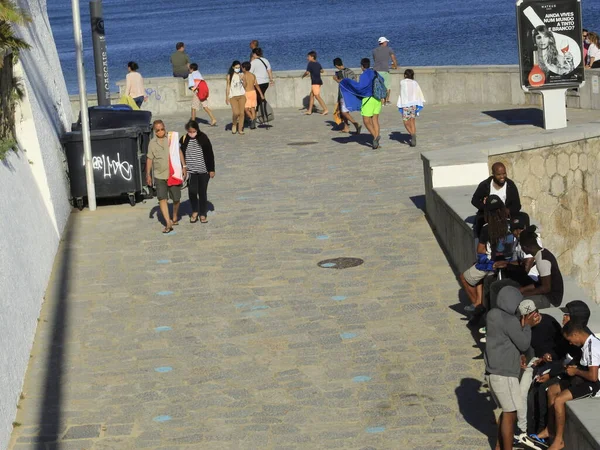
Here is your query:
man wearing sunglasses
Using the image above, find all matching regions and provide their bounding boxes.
[146,120,186,233]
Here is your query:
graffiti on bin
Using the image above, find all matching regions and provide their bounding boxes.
[82,153,133,181]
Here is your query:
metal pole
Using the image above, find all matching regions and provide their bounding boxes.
[71,0,97,210]
[89,0,111,105]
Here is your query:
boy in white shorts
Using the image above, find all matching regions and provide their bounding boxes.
[188,63,217,126]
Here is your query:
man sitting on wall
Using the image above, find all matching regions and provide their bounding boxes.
[471,162,524,234]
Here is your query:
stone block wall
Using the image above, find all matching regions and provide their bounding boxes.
[493,136,600,303]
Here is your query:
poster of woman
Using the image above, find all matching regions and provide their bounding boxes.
[517,0,584,90]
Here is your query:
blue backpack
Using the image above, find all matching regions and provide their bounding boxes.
[372,71,387,101]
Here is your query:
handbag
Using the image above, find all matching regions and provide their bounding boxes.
[257,100,275,124]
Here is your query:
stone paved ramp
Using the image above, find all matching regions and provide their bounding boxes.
[9,106,595,450]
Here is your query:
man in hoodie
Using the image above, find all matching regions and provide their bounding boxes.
[340,58,382,149]
[485,286,537,450]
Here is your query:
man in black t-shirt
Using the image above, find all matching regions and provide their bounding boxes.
[302,51,328,115]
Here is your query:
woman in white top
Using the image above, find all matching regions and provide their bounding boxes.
[585,32,600,69]
[125,61,147,108]
[226,60,246,135]
[397,69,425,147]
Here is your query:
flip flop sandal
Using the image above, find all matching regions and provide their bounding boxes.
[190,216,199,223]
[162,226,173,234]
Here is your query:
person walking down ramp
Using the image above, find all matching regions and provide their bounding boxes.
[339,58,385,149]
[397,69,425,147]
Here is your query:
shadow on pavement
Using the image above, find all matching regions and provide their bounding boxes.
[455,378,497,449]
[331,134,373,147]
[35,220,75,448]
[482,108,543,128]
[409,195,426,212]
[389,131,410,144]
[149,200,214,224]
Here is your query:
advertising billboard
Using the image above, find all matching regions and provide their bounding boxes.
[517,0,584,90]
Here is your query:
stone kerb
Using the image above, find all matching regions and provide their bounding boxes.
[490,123,600,303]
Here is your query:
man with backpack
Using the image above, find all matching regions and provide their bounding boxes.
[339,58,386,149]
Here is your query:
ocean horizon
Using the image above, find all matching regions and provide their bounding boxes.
[47,0,600,94]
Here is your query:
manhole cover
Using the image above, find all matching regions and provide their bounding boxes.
[318,257,364,269]
[288,141,318,146]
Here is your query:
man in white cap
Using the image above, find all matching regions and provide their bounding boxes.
[372,37,398,105]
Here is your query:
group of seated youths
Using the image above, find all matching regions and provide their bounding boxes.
[458,162,599,450]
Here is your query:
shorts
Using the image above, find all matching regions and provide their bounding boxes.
[559,376,600,400]
[311,84,321,96]
[463,264,493,286]
[361,97,382,117]
[379,71,391,89]
[487,374,521,412]
[191,95,208,110]
[402,105,417,122]
[340,97,349,113]
[245,90,257,108]
[155,178,182,202]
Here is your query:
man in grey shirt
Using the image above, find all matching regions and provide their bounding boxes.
[372,37,398,105]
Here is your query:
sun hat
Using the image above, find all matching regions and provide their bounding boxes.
[378,37,390,44]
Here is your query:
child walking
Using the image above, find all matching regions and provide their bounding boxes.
[302,51,328,115]
[188,63,217,126]
[397,69,425,147]
[241,61,264,130]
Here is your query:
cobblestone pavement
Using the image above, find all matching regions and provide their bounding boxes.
[9,105,597,450]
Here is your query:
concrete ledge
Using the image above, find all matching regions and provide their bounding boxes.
[565,399,600,450]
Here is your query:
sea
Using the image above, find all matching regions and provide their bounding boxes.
[47,0,600,94]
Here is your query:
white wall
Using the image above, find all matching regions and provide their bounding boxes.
[0,0,72,448]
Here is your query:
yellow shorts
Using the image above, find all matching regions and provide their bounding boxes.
[361,97,382,117]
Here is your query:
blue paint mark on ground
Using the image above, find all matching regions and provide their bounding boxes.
[316,235,329,240]
[154,326,172,332]
[340,332,358,339]
[366,426,385,433]
[321,263,337,268]
[154,366,173,373]
[157,291,173,296]
[331,296,347,301]
[163,231,176,236]
[156,259,171,264]
[353,375,372,382]
[153,415,172,423]
[250,305,269,311]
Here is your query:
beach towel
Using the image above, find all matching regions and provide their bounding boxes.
[339,68,377,112]
[118,95,140,110]
[397,79,426,109]
[167,131,183,186]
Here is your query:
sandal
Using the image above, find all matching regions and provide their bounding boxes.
[190,215,199,223]
[162,226,173,234]
[200,216,208,224]
[171,220,179,226]
[210,121,218,127]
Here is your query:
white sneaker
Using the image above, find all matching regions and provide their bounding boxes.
[479,326,487,335]
[480,336,486,343]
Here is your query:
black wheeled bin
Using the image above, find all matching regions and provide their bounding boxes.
[62,127,147,209]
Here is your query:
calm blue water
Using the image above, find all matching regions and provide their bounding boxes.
[48,0,600,94]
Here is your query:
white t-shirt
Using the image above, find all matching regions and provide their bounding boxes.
[250,57,272,84]
[188,70,204,89]
[580,334,600,368]
[490,179,507,204]
[588,43,600,62]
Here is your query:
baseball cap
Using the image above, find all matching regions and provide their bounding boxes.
[485,194,504,212]
[378,37,390,44]
[560,300,591,325]
[511,212,530,231]
[518,299,537,316]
